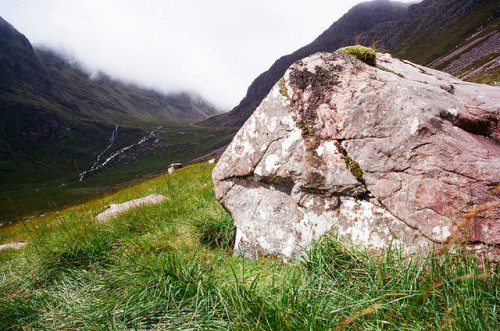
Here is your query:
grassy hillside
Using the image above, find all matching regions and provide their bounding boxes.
[0,163,497,329]
[0,49,226,189]
[0,123,235,223]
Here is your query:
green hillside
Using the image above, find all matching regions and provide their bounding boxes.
[0,163,497,329]
[0,17,234,223]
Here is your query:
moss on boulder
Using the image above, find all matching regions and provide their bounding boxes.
[337,45,376,66]
[344,155,364,183]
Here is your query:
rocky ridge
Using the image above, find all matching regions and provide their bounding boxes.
[201,0,409,128]
[204,0,499,128]
[364,0,500,83]
[213,51,500,262]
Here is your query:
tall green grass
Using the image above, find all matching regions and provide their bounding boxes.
[0,163,498,329]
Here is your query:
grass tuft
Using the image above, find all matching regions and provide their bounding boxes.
[338,45,377,66]
[191,212,236,249]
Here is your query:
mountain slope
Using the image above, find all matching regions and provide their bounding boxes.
[201,0,409,128]
[204,0,499,128]
[0,16,233,222]
[0,17,51,95]
[363,0,500,83]
[34,47,219,126]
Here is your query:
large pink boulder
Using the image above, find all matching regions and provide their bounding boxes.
[213,51,500,262]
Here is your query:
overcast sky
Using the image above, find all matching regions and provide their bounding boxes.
[0,0,417,110]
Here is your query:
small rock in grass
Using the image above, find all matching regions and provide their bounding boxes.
[95,194,167,222]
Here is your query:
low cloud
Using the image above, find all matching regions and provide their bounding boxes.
[0,0,418,110]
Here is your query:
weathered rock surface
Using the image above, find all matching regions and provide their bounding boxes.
[168,163,183,174]
[95,194,166,222]
[0,242,26,251]
[213,51,500,262]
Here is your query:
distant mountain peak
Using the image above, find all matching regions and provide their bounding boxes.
[202,0,499,128]
[0,16,51,94]
[201,0,408,128]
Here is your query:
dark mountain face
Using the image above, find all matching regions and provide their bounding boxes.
[205,0,499,128]
[0,17,51,94]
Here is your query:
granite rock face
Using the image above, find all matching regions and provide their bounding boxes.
[213,51,500,262]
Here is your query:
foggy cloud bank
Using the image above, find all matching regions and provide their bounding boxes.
[0,0,418,110]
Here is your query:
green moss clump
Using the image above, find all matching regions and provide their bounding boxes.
[337,45,377,66]
[344,155,364,182]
